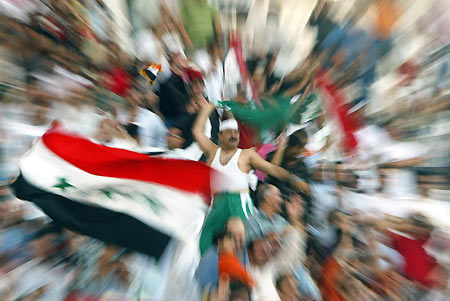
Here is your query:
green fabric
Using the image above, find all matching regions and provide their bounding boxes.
[219,93,319,132]
[199,192,254,256]
[180,0,217,49]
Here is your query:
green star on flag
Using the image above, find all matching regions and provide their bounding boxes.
[53,177,75,191]
[143,195,165,214]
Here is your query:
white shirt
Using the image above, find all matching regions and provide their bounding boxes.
[135,108,168,149]
[249,263,280,301]
[205,59,224,105]
[249,228,305,301]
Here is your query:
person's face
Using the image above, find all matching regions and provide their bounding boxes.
[266,186,283,213]
[167,128,185,150]
[219,129,240,150]
[285,145,303,160]
[278,275,301,301]
[226,219,245,252]
[251,238,272,266]
[266,232,282,255]
[219,233,236,253]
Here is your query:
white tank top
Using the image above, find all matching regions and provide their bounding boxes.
[211,148,250,192]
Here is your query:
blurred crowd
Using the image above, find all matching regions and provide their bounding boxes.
[1,0,450,300]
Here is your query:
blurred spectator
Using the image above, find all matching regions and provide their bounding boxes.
[276,272,302,301]
[179,0,221,52]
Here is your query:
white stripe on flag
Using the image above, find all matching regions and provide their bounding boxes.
[20,140,207,241]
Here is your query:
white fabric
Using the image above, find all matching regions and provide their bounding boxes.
[340,191,450,230]
[33,66,93,100]
[250,227,304,301]
[249,264,280,301]
[161,32,184,56]
[204,59,224,104]
[224,48,242,99]
[0,0,48,23]
[355,125,427,164]
[375,242,405,272]
[162,143,204,161]
[219,119,238,132]
[311,183,339,231]
[135,107,168,149]
[134,29,172,83]
[211,148,249,192]
[20,139,208,241]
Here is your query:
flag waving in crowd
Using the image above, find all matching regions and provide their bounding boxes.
[11,121,214,261]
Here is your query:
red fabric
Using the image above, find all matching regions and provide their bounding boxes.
[40,15,67,41]
[320,257,345,301]
[390,232,437,287]
[237,120,262,150]
[41,122,214,203]
[230,36,261,107]
[315,70,359,154]
[219,251,254,287]
[398,61,418,85]
[106,67,132,97]
[65,291,100,301]
[185,68,203,82]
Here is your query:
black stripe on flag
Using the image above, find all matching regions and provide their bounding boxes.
[11,173,171,260]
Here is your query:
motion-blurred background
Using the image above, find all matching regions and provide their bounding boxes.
[0,0,449,300]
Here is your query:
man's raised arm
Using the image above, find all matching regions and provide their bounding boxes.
[192,103,219,158]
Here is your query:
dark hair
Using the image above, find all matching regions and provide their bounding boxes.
[229,280,252,300]
[256,184,273,208]
[212,227,229,247]
[288,130,308,148]
[125,123,138,139]
[169,125,186,138]
[409,213,434,231]
[31,222,64,240]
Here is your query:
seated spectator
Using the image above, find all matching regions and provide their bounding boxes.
[134,90,168,150]
[246,184,321,300]
[196,223,249,299]
[195,217,249,297]
[175,69,211,148]
[267,130,312,222]
[375,213,446,290]
[157,52,190,126]
[245,184,289,241]
[247,235,276,300]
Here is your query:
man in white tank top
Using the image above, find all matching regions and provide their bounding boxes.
[193,103,310,256]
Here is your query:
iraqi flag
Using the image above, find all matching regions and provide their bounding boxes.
[11,122,214,260]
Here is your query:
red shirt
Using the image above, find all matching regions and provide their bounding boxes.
[390,232,437,287]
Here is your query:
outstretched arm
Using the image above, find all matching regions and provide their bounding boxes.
[192,103,219,158]
[248,150,310,194]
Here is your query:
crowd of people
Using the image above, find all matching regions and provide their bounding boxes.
[1,0,450,300]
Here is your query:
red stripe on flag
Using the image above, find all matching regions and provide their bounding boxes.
[41,122,213,203]
[315,70,359,154]
[230,36,261,107]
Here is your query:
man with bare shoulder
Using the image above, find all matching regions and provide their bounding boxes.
[193,104,310,255]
